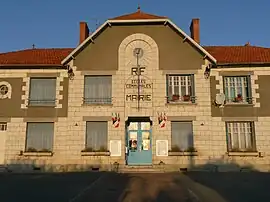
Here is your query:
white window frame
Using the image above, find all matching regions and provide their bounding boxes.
[226,122,256,152]
[167,75,194,103]
[224,76,251,103]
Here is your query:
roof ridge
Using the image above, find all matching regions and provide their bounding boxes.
[109,9,167,20]
[0,48,74,54]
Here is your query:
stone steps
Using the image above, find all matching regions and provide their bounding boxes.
[118,165,165,173]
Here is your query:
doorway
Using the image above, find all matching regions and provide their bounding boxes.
[0,131,7,165]
[126,117,152,165]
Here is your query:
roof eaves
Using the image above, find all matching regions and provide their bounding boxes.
[217,62,270,67]
[167,20,216,63]
[0,64,65,69]
[61,21,109,65]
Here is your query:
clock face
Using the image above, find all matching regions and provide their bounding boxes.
[125,41,152,67]
[133,48,144,58]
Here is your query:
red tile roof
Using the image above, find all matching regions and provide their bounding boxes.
[0,48,73,65]
[109,7,167,20]
[204,46,270,64]
[1,46,270,66]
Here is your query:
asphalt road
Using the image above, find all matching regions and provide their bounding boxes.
[0,171,269,202]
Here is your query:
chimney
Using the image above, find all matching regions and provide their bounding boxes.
[79,22,89,44]
[190,18,200,44]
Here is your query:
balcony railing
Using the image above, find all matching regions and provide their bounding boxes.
[28,99,56,106]
[83,97,112,104]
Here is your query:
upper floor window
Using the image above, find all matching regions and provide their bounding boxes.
[29,78,56,106]
[224,76,252,104]
[167,75,195,103]
[84,76,112,104]
[226,122,256,152]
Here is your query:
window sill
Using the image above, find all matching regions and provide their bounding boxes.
[166,102,197,106]
[81,103,113,107]
[22,152,53,157]
[224,103,254,107]
[168,151,198,156]
[226,151,260,157]
[81,151,110,156]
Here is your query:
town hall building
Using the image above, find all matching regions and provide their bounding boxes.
[0,8,270,172]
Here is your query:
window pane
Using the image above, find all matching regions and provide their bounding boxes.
[168,86,172,98]
[84,76,112,104]
[224,76,250,103]
[141,122,150,130]
[171,121,193,151]
[129,122,138,130]
[29,78,56,106]
[180,86,186,96]
[86,122,108,151]
[232,123,239,149]
[26,123,54,151]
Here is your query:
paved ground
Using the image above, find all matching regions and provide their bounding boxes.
[0,171,269,202]
[184,171,270,202]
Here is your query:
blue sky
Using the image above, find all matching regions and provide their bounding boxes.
[1,0,269,52]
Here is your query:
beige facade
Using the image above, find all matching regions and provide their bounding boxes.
[0,18,270,172]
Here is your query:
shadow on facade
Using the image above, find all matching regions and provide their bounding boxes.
[3,159,121,172]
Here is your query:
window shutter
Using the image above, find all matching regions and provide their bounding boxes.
[166,75,169,102]
[247,75,252,104]
[191,74,195,96]
[225,122,231,151]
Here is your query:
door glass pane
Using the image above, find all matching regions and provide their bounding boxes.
[141,122,150,130]
[129,131,138,151]
[129,122,138,130]
[142,131,150,150]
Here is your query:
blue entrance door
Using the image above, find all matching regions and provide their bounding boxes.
[126,122,152,165]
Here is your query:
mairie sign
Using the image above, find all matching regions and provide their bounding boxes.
[125,77,152,102]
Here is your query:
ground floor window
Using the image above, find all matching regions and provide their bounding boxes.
[171,121,195,152]
[84,121,108,152]
[25,122,54,152]
[226,122,256,152]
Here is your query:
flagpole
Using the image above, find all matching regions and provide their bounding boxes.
[136,49,140,111]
